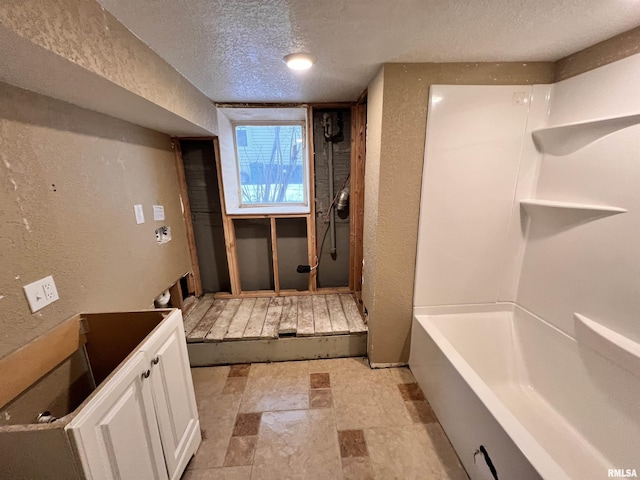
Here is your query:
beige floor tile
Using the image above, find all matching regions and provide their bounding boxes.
[224,436,258,467]
[229,364,251,377]
[249,360,309,376]
[188,393,242,470]
[397,383,426,401]
[342,457,375,480]
[365,424,467,480]
[222,377,248,395]
[405,400,438,424]
[239,361,309,413]
[385,366,417,385]
[233,413,262,436]
[332,382,412,430]
[251,409,343,480]
[181,466,252,480]
[310,372,331,389]
[191,366,231,396]
[338,429,368,458]
[308,356,370,374]
[309,389,333,409]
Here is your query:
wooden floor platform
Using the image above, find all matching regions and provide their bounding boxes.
[183,293,368,366]
[183,293,367,343]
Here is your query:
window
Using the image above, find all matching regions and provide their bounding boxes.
[217,107,310,215]
[234,124,305,207]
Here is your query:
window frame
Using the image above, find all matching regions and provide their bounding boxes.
[231,120,309,211]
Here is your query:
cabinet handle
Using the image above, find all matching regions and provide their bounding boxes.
[141,369,151,380]
[151,356,160,366]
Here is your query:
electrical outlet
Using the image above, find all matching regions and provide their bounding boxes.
[23,275,59,313]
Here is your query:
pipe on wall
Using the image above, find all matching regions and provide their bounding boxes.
[323,113,337,256]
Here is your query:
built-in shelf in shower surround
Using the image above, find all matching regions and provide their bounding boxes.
[574,313,640,379]
[520,200,626,221]
[532,113,640,155]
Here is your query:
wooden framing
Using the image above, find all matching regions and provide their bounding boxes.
[349,100,367,293]
[214,286,351,299]
[212,138,242,295]
[175,99,367,299]
[168,280,183,310]
[270,217,280,293]
[172,139,203,296]
[306,106,317,292]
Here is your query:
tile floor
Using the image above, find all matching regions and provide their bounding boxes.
[183,357,468,480]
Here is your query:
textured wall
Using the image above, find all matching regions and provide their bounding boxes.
[362,68,384,333]
[0,83,191,359]
[0,0,217,135]
[365,62,555,365]
[555,26,640,81]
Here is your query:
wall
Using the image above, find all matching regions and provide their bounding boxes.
[517,53,640,344]
[364,62,555,365]
[314,109,351,288]
[0,0,217,136]
[181,141,230,294]
[362,68,384,329]
[0,83,191,359]
[555,26,640,82]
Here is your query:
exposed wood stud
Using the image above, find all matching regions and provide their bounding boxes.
[213,287,351,299]
[186,272,196,295]
[270,217,280,293]
[172,139,203,296]
[350,103,366,293]
[307,106,317,292]
[168,280,183,310]
[213,138,242,295]
[205,298,242,342]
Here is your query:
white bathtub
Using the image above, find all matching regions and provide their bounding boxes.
[409,305,640,480]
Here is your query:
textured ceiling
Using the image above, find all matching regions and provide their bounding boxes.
[96,0,640,103]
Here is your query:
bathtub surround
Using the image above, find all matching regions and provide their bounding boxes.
[363,62,555,365]
[411,54,640,478]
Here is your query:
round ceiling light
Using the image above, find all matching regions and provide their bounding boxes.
[283,53,315,71]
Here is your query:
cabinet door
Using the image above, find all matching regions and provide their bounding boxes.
[143,311,200,479]
[67,351,168,480]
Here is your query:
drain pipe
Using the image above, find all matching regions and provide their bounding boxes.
[323,113,337,257]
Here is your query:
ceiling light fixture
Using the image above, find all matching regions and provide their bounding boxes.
[283,53,315,71]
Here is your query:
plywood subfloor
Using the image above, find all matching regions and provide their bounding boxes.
[184,293,367,343]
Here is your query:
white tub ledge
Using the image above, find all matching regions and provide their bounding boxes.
[574,313,640,379]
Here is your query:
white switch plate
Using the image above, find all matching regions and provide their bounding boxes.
[153,205,165,221]
[23,275,59,313]
[134,204,145,224]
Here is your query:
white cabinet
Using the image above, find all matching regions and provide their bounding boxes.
[66,352,168,480]
[143,312,201,479]
[66,309,201,480]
